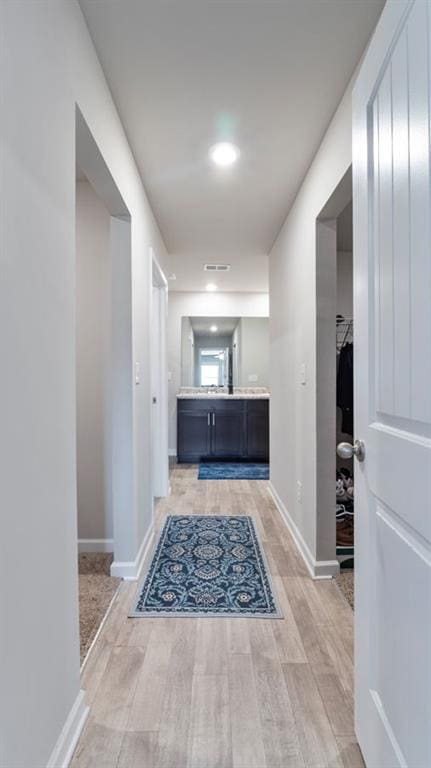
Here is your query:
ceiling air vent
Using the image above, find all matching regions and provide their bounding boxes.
[204,264,231,272]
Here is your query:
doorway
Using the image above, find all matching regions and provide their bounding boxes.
[315,166,353,580]
[75,172,122,663]
[151,249,169,501]
[334,201,354,606]
[75,108,133,663]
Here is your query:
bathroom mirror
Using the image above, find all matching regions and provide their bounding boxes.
[180,316,269,388]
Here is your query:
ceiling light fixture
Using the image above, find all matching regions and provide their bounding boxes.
[209,142,240,167]
[206,283,217,292]
[210,325,218,333]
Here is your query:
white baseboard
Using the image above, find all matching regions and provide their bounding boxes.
[47,689,89,768]
[78,538,114,553]
[110,524,154,581]
[267,482,339,579]
[80,582,121,674]
[168,448,177,457]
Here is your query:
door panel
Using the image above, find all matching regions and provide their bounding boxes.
[177,410,210,462]
[373,503,430,768]
[368,423,431,542]
[372,1,431,424]
[409,2,431,423]
[392,30,410,416]
[247,401,269,460]
[354,2,431,766]
[211,411,245,458]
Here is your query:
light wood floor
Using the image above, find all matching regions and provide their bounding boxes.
[72,465,363,768]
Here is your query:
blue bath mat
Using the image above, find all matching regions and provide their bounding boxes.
[130,515,282,618]
[198,462,269,480]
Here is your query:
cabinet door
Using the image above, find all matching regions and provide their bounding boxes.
[177,410,211,462]
[246,401,269,460]
[211,410,245,458]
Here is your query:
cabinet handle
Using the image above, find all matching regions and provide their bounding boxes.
[212,413,215,427]
[207,413,210,426]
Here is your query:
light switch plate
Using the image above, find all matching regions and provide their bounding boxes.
[296,480,302,503]
[300,363,307,385]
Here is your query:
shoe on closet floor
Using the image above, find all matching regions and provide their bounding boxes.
[336,515,354,547]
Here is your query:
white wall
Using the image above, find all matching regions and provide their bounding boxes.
[269,82,352,570]
[337,251,353,318]
[168,292,269,451]
[0,2,168,766]
[76,180,112,544]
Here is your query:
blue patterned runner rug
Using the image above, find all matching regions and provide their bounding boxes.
[130,515,282,618]
[198,462,269,480]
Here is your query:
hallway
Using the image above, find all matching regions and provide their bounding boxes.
[73,467,360,768]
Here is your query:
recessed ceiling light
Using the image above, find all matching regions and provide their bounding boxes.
[206,283,217,292]
[210,325,218,332]
[209,142,240,167]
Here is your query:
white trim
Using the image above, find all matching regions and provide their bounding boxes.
[168,449,177,457]
[151,246,168,288]
[267,483,339,579]
[110,524,154,581]
[77,538,114,553]
[46,689,89,768]
[80,583,121,674]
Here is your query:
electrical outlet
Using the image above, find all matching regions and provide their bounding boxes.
[296,480,302,504]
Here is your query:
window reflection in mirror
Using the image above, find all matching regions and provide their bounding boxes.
[199,348,230,386]
[180,316,269,389]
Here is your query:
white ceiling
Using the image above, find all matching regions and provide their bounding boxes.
[79,0,383,290]
[190,316,239,337]
[168,252,269,293]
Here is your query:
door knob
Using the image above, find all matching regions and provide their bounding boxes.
[337,439,365,462]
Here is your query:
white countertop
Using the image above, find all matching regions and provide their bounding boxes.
[177,393,269,400]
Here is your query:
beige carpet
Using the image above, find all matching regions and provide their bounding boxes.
[335,569,354,610]
[78,553,120,663]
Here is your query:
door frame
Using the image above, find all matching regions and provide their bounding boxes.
[314,167,353,575]
[150,247,169,500]
[76,107,138,579]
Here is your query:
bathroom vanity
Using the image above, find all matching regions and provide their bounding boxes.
[177,394,269,463]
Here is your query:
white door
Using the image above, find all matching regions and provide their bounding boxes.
[353,2,431,766]
[151,253,169,500]
[151,285,160,492]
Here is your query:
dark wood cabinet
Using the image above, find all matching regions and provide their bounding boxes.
[176,407,211,463]
[211,407,246,458]
[177,398,269,463]
[246,400,269,459]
